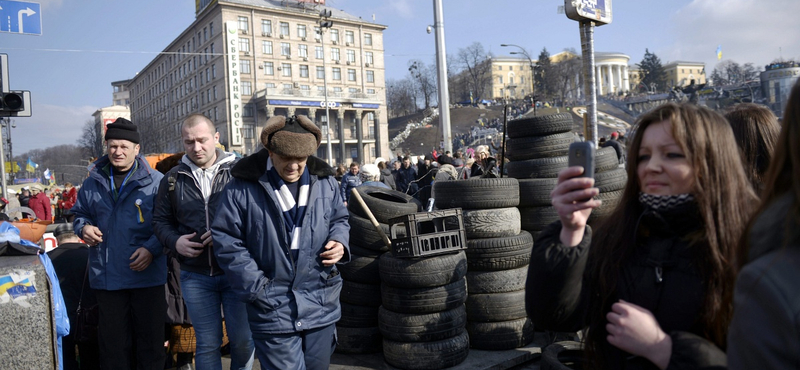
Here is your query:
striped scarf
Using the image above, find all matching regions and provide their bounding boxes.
[266,157,310,251]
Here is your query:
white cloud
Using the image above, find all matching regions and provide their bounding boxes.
[10,104,96,155]
[386,0,414,19]
[665,0,800,71]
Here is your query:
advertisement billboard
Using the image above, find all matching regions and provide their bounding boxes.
[565,0,612,25]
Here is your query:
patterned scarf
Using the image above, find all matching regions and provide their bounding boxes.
[638,192,695,211]
[266,157,311,251]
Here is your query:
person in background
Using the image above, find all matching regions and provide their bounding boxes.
[527,103,757,369]
[60,182,78,223]
[727,79,800,370]
[71,117,167,370]
[212,115,349,369]
[340,161,361,206]
[724,103,781,191]
[600,131,625,164]
[47,224,100,370]
[334,164,346,184]
[358,164,390,189]
[375,159,396,190]
[18,187,31,218]
[395,156,417,195]
[152,114,254,370]
[29,183,52,221]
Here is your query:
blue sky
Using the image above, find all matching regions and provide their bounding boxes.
[1,0,797,155]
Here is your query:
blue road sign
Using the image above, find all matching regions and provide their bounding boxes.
[0,1,41,35]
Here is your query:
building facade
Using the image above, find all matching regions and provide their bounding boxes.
[594,52,631,95]
[663,61,706,89]
[761,61,800,116]
[489,56,535,100]
[128,0,388,165]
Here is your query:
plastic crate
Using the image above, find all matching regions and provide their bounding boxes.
[388,209,466,258]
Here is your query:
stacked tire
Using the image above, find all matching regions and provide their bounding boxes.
[432,178,535,350]
[506,113,624,237]
[379,251,470,369]
[336,186,420,354]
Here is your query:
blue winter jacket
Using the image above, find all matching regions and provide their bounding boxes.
[72,155,166,291]
[212,150,350,335]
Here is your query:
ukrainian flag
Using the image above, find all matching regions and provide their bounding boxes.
[716,45,722,61]
[4,161,20,173]
[0,275,33,297]
[26,158,38,173]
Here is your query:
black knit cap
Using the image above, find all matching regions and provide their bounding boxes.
[105,117,140,144]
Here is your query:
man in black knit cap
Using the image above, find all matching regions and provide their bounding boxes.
[71,117,166,370]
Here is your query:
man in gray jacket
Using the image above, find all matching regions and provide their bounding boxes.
[212,115,350,370]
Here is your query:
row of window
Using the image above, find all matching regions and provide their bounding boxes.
[238,17,373,46]
[238,39,374,64]
[496,76,525,84]
[238,60,375,82]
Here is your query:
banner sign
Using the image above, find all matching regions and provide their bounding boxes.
[225,21,243,146]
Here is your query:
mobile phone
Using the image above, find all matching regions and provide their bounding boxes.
[568,141,595,179]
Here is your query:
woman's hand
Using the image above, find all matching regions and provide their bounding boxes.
[551,166,601,246]
[606,300,672,369]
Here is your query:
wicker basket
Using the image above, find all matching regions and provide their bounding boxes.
[170,321,230,354]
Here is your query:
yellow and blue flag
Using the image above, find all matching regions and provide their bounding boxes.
[716,45,722,61]
[26,158,38,173]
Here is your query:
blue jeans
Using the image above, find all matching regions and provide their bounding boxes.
[181,271,255,370]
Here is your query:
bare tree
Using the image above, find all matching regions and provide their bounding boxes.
[386,78,419,118]
[551,55,583,106]
[456,42,493,101]
[78,119,103,160]
[408,60,437,110]
[16,145,90,185]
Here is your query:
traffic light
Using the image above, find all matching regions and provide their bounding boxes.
[0,92,24,112]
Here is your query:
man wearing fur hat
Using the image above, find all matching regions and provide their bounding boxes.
[212,115,350,370]
[71,117,167,369]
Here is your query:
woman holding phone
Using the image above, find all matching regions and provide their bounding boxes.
[526,103,757,369]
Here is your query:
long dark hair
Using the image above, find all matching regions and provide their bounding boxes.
[585,103,758,367]
[724,103,780,190]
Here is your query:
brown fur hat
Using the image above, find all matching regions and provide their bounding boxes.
[260,115,321,157]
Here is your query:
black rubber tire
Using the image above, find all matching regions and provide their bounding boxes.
[465,231,533,271]
[588,190,624,222]
[340,280,382,307]
[338,254,381,285]
[506,132,575,160]
[594,168,627,193]
[432,178,519,210]
[466,265,529,294]
[506,155,569,179]
[348,213,391,252]
[519,206,560,232]
[466,317,535,350]
[383,330,470,370]
[378,304,467,342]
[334,326,382,354]
[465,290,527,322]
[541,341,584,370]
[347,186,421,224]
[348,244,385,258]
[381,278,467,314]
[518,178,558,207]
[507,113,574,138]
[595,147,619,173]
[462,207,521,239]
[379,250,467,288]
[338,302,379,328]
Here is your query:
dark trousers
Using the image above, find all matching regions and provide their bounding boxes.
[62,334,100,370]
[94,286,166,370]
[253,323,337,370]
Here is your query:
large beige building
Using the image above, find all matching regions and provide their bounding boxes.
[128,0,388,164]
[663,61,706,89]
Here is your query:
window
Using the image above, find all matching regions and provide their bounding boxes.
[242,81,252,95]
[301,85,310,90]
[334,87,343,92]
[265,82,276,88]
[345,30,354,44]
[243,123,255,139]
[264,62,274,75]
[299,44,308,58]
[261,19,272,34]
[240,60,251,74]
[330,29,339,43]
[315,46,323,59]
[346,50,355,63]
[210,43,215,55]
[348,68,356,81]
[314,26,321,39]
[209,22,214,36]
[212,64,217,78]
[366,70,374,83]
[332,67,341,80]
[498,66,502,71]
[349,87,358,93]
[317,86,326,93]
[316,66,325,79]
[510,66,514,71]
[298,24,307,38]
[367,88,375,94]
[283,83,293,90]
[281,42,291,56]
[213,85,217,100]
[364,33,372,45]
[203,27,208,42]
[214,106,218,121]
[365,51,374,65]
[300,65,309,78]
[238,16,249,32]
[498,76,503,84]
[509,77,514,84]
[239,38,250,52]
[280,22,289,37]
[331,48,340,61]
[244,104,254,117]
[262,40,273,54]
[282,63,291,77]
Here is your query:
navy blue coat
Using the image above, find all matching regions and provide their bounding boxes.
[212,150,350,335]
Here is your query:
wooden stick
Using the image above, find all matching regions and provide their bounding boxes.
[350,188,392,248]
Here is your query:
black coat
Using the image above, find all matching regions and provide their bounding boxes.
[47,242,95,327]
[526,203,726,369]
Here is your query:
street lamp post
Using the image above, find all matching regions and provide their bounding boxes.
[501,44,538,115]
[319,10,334,165]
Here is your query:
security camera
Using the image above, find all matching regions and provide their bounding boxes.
[426,25,432,34]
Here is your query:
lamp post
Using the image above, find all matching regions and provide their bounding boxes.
[319,10,334,165]
[501,44,538,115]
